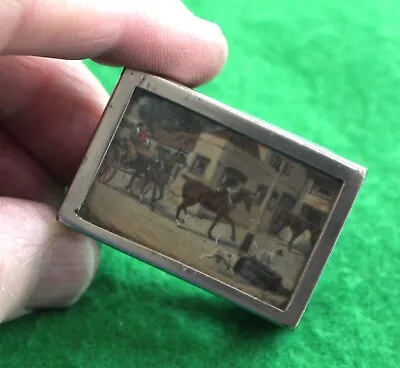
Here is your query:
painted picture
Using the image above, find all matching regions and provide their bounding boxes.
[79,88,343,310]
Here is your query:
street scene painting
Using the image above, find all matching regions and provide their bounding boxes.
[79,88,343,310]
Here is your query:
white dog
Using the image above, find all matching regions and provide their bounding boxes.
[200,247,240,277]
[253,248,284,265]
[200,246,284,278]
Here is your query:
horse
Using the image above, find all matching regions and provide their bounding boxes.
[269,209,321,251]
[128,149,187,210]
[124,153,154,192]
[175,179,254,241]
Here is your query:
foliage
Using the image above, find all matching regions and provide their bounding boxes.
[134,89,219,134]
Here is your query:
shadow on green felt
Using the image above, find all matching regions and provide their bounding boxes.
[0,266,289,362]
[95,271,285,336]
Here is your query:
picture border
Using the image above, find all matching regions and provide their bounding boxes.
[57,69,367,327]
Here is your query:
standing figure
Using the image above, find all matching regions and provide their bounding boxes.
[125,122,148,164]
[124,122,152,192]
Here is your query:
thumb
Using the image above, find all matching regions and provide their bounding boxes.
[0,197,99,323]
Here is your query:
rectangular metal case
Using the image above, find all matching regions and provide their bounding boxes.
[57,68,366,328]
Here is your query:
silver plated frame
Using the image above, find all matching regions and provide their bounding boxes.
[58,69,367,328]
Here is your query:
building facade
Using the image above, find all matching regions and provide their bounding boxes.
[121,95,340,238]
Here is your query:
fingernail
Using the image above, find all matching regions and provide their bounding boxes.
[27,233,99,308]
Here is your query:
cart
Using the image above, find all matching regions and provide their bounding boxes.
[97,137,152,185]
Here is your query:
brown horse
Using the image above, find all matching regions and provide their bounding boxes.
[176,179,254,241]
[269,209,321,251]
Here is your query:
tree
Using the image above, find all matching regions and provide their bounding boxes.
[136,91,217,134]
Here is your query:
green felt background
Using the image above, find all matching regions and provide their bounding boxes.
[1,0,399,366]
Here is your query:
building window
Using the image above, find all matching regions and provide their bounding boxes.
[189,154,210,177]
[268,153,282,171]
[309,184,336,200]
[269,153,293,175]
[282,162,293,176]
[218,167,248,189]
[278,192,297,211]
[300,204,326,228]
[229,134,261,159]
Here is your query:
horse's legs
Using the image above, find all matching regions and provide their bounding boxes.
[223,213,236,241]
[149,180,158,211]
[153,182,164,202]
[142,181,151,196]
[176,198,197,226]
[176,203,185,225]
[183,205,188,223]
[208,213,223,241]
[126,169,140,192]
[141,172,152,196]
[139,173,150,203]
[154,174,170,202]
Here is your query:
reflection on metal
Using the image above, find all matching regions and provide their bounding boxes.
[58,69,367,328]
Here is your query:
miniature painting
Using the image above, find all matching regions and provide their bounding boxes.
[79,88,343,310]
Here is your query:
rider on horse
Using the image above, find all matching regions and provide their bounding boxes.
[125,122,150,163]
[217,177,240,209]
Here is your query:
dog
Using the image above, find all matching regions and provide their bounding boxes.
[199,246,240,278]
[200,247,285,279]
[253,248,284,265]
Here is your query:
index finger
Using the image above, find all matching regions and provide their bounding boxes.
[1,0,228,86]
[0,0,228,185]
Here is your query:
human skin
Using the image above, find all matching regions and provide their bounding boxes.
[0,0,228,324]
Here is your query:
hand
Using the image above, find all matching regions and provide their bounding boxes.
[0,0,228,324]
